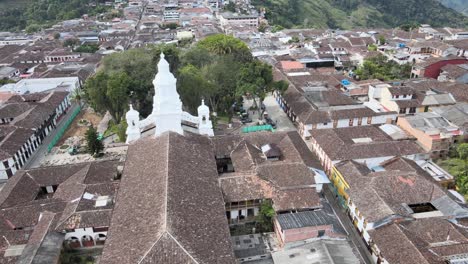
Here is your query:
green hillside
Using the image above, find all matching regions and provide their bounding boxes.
[0,0,109,32]
[252,0,468,29]
[438,0,468,16]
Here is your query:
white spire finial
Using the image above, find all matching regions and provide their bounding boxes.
[157,52,170,74]
[201,99,205,105]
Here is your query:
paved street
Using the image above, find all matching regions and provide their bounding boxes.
[323,185,374,264]
[242,95,295,132]
[23,103,80,169]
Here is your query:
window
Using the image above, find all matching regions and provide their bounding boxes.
[399,108,406,114]
[424,106,429,112]
[358,118,362,126]
[367,116,372,125]
[402,95,407,98]
[409,107,416,114]
[349,119,354,126]
[318,230,325,237]
[395,95,400,99]
[323,123,328,126]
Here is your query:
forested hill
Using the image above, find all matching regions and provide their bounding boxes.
[252,0,468,29]
[0,0,109,32]
[438,0,468,16]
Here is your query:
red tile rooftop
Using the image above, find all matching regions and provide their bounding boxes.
[280,60,304,71]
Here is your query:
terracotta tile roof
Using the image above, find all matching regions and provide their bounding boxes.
[272,188,320,211]
[100,132,236,264]
[280,60,304,71]
[336,159,446,222]
[370,218,468,264]
[311,126,424,161]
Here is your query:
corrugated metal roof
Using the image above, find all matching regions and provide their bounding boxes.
[276,210,333,230]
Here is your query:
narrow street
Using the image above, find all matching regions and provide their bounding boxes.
[323,185,375,264]
[23,103,81,169]
[242,95,295,132]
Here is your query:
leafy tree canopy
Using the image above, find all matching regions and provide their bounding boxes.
[85,126,103,156]
[197,34,252,63]
[354,54,411,81]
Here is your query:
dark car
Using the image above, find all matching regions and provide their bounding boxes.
[265,117,277,129]
[241,117,253,124]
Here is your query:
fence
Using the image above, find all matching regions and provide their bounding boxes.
[47,105,81,153]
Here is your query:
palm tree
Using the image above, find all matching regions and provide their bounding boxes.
[71,88,84,107]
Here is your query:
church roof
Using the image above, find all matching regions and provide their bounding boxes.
[100,132,236,264]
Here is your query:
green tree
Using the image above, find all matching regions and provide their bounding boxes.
[161,22,178,30]
[224,2,236,12]
[288,36,300,44]
[63,38,80,47]
[255,200,275,232]
[197,34,252,63]
[177,64,215,114]
[85,126,103,156]
[458,144,468,176]
[71,88,84,106]
[106,72,131,123]
[355,55,411,81]
[53,32,61,39]
[258,22,267,33]
[181,46,214,68]
[116,119,127,143]
[367,44,377,51]
[378,36,386,45]
[84,71,131,123]
[273,80,289,95]
[74,44,99,53]
[236,60,274,108]
[455,143,468,197]
[25,24,42,33]
[202,56,241,114]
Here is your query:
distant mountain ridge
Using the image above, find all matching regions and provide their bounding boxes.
[252,0,468,29]
[438,0,468,16]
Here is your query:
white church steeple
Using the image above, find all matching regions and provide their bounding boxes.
[125,53,214,143]
[152,52,183,136]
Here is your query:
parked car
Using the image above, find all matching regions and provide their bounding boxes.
[241,117,252,124]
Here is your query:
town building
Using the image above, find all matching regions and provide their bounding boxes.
[397,112,463,158]
[333,158,468,264]
[0,91,71,179]
[275,74,397,138]
[0,77,80,95]
[309,125,426,174]
[438,63,468,83]
[411,57,468,79]
[218,12,259,31]
[0,160,123,263]
[368,82,456,115]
